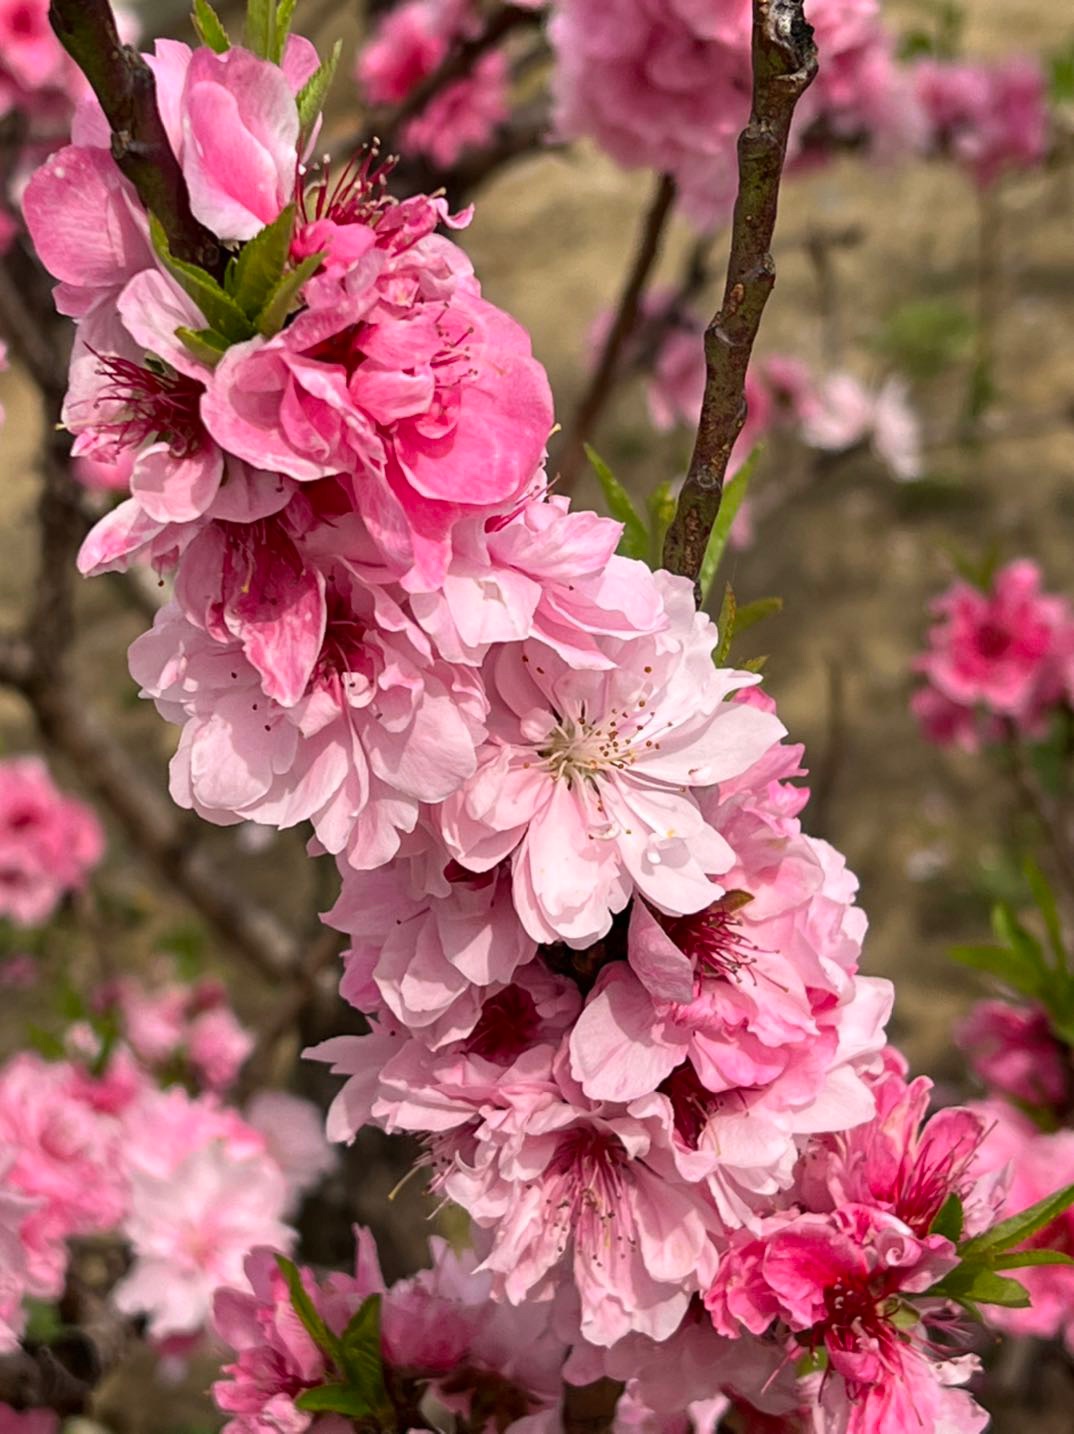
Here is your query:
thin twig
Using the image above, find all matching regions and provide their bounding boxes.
[557,172,677,489]
[48,0,221,272]
[662,0,817,588]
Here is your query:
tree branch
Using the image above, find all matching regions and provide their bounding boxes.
[563,1378,626,1434]
[557,172,677,489]
[662,0,817,588]
[48,0,221,273]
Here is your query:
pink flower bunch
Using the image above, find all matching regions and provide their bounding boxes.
[0,756,104,926]
[95,970,254,1092]
[914,55,1049,188]
[356,0,510,169]
[212,1229,567,1432]
[548,0,920,228]
[912,560,1074,752]
[311,714,894,1346]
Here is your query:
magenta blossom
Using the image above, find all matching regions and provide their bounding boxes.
[958,999,1073,1117]
[915,55,1049,188]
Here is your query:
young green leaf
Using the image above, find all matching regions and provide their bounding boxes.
[176,327,230,369]
[338,1295,388,1410]
[294,1385,377,1416]
[150,215,255,345]
[297,39,342,145]
[732,595,783,639]
[948,941,1043,1000]
[245,0,274,57]
[1023,855,1067,971]
[272,0,298,62]
[990,1249,1074,1271]
[697,447,761,605]
[960,1181,1074,1258]
[229,205,296,321]
[192,0,230,51]
[274,1255,341,1364]
[930,1192,964,1243]
[931,1267,1031,1310]
[714,584,737,665]
[647,481,676,570]
[585,445,648,561]
[193,0,230,50]
[256,252,324,337]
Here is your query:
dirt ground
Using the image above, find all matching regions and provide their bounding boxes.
[0,0,1072,1429]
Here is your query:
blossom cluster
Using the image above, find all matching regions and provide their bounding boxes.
[18,10,1068,1432]
[0,756,103,927]
[0,1024,333,1353]
[913,559,1074,751]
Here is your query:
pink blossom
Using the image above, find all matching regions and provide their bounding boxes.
[403,51,510,169]
[440,571,785,946]
[130,561,486,870]
[245,1091,338,1209]
[704,1204,987,1434]
[913,559,1072,745]
[800,372,922,480]
[200,204,553,588]
[0,1410,58,1434]
[958,999,1073,1116]
[187,1004,256,1091]
[915,56,1049,187]
[0,0,66,94]
[968,1097,1074,1350]
[73,446,136,494]
[115,1087,294,1338]
[0,756,104,926]
[103,972,253,1092]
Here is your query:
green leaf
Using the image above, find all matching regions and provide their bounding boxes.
[1050,41,1074,105]
[274,1255,341,1364]
[297,39,342,144]
[647,481,676,570]
[930,1192,964,1243]
[698,448,761,605]
[176,326,230,368]
[714,584,736,665]
[294,1385,377,1416]
[874,297,974,381]
[742,655,768,673]
[1024,855,1067,970]
[585,444,648,561]
[245,0,274,57]
[192,0,229,51]
[338,1295,388,1409]
[948,942,1043,1000]
[229,205,296,321]
[991,1250,1074,1270]
[255,252,324,337]
[961,1182,1074,1258]
[732,595,783,639]
[150,215,255,345]
[928,1263,1031,1309]
[272,0,298,62]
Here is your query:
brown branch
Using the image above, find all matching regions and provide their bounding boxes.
[377,5,540,142]
[557,172,677,490]
[563,1378,626,1434]
[662,0,817,588]
[48,0,221,273]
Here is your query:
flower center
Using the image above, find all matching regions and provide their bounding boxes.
[663,893,757,983]
[90,351,204,457]
[296,143,397,232]
[462,985,541,1065]
[544,1126,631,1257]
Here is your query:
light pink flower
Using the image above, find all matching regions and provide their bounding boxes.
[245,1091,338,1210]
[115,1087,294,1338]
[705,1205,987,1434]
[440,571,785,946]
[801,372,922,480]
[0,756,104,926]
[187,1004,255,1091]
[130,561,486,870]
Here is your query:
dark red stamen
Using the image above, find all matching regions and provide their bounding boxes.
[90,350,204,457]
[296,142,399,231]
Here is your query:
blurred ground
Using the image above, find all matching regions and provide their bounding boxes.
[0,0,1072,1429]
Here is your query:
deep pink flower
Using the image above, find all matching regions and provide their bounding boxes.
[0,1409,59,1434]
[0,756,104,926]
[440,571,785,946]
[913,559,1072,744]
[705,1205,987,1434]
[958,999,1073,1116]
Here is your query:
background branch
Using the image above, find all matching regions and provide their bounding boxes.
[662,0,818,589]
